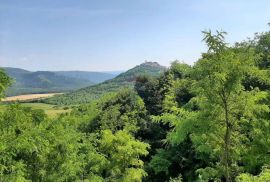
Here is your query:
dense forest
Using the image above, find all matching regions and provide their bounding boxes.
[1,29,270,182]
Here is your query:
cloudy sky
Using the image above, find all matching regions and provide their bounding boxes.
[1,0,270,71]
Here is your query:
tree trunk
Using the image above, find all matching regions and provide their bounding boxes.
[221,90,231,182]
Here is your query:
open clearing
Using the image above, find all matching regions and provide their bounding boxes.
[2,93,62,102]
[0,103,71,118]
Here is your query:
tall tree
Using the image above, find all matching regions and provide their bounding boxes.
[156,31,269,181]
[0,69,11,99]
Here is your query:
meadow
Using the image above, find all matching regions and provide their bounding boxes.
[0,102,70,118]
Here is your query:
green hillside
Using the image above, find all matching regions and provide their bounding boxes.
[3,68,94,96]
[55,71,116,83]
[2,68,119,96]
[45,62,166,105]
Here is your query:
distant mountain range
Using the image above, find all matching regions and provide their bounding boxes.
[55,71,119,83]
[2,67,118,96]
[45,62,166,105]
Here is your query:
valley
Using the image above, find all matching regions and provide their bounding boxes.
[2,67,119,96]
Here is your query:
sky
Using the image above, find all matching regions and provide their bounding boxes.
[0,0,270,71]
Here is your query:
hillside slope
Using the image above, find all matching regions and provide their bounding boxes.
[55,71,116,83]
[2,68,120,96]
[45,62,166,105]
[3,68,94,96]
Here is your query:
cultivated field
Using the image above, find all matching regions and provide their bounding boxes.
[2,93,62,102]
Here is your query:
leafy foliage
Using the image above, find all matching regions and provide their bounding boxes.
[0,69,12,99]
[1,29,270,182]
[236,166,270,182]
[98,130,149,181]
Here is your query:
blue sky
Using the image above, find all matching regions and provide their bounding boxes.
[1,0,270,71]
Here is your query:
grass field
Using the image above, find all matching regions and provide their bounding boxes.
[0,102,71,118]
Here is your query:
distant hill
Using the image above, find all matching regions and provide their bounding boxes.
[2,67,118,96]
[45,62,166,105]
[102,70,125,75]
[55,71,116,83]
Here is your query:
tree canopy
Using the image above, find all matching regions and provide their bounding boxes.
[1,29,270,181]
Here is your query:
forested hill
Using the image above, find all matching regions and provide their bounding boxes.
[2,67,117,96]
[45,62,166,105]
[54,71,117,83]
[112,62,166,82]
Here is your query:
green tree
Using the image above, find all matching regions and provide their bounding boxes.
[0,69,11,99]
[155,31,270,181]
[61,89,151,181]
[98,130,150,181]
[0,104,49,181]
[82,89,147,134]
[191,30,269,181]
[236,166,270,182]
